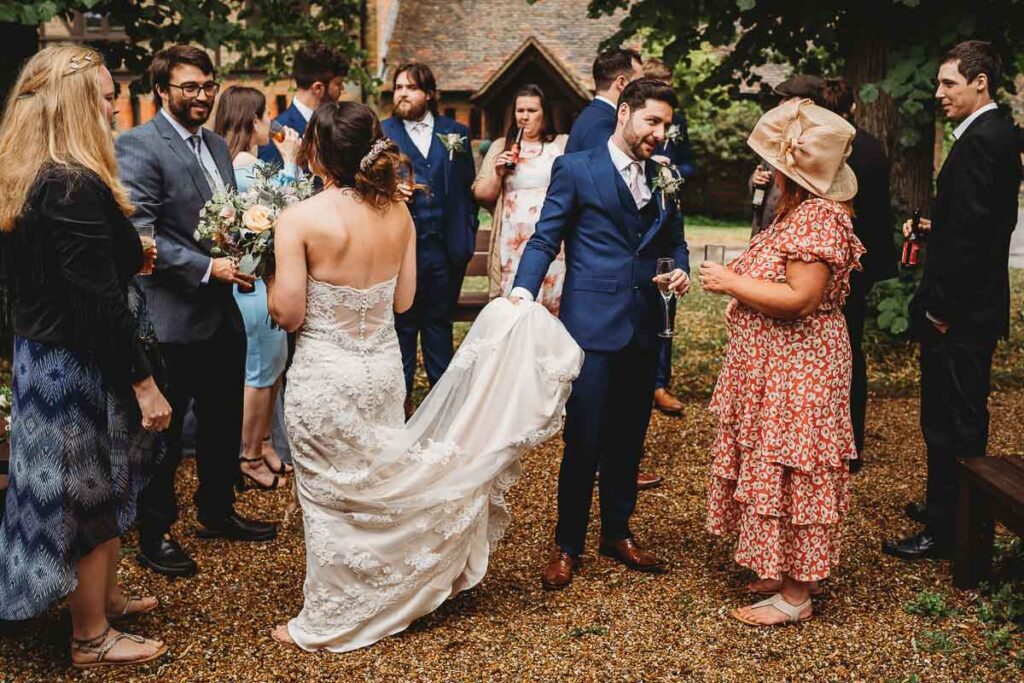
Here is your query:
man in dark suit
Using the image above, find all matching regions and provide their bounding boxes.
[511,79,691,590]
[117,45,276,577]
[819,77,898,474]
[258,42,349,168]
[381,63,478,414]
[565,49,643,154]
[566,49,662,490]
[884,40,1021,560]
[644,58,696,421]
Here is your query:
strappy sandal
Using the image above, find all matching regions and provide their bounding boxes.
[107,595,159,620]
[70,625,167,669]
[263,456,294,476]
[730,593,813,626]
[237,456,287,491]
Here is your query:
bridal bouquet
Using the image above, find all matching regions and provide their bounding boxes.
[194,163,313,277]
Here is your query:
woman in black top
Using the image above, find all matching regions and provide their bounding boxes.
[0,45,170,669]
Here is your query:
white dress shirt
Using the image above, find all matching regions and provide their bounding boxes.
[292,95,314,123]
[403,110,435,158]
[160,109,226,284]
[952,102,998,140]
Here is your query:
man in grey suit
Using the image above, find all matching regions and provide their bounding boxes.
[117,45,275,577]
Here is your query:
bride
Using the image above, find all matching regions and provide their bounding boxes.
[266,101,583,652]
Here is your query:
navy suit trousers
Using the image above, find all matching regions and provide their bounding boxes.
[395,235,465,395]
[556,339,658,556]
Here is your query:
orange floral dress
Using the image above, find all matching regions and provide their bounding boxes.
[706,198,865,582]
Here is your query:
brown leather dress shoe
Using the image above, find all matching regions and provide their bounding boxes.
[637,471,664,490]
[653,388,684,415]
[598,537,667,573]
[541,549,576,590]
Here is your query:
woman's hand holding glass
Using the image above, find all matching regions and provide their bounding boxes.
[699,261,735,294]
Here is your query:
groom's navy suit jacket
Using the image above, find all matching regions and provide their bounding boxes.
[513,143,690,353]
[564,99,617,154]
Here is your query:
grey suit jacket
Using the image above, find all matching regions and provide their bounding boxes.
[116,113,242,344]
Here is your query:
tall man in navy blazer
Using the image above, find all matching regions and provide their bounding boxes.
[511,79,691,589]
[381,63,478,410]
[565,48,643,154]
[258,43,349,168]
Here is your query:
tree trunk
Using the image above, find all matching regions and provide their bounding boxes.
[0,23,39,113]
[843,34,934,219]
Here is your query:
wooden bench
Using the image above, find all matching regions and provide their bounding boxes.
[953,455,1024,588]
[455,228,491,322]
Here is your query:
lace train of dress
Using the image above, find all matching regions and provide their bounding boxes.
[284,277,583,652]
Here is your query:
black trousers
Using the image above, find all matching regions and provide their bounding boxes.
[919,326,996,539]
[137,319,246,540]
[557,339,658,557]
[843,275,870,456]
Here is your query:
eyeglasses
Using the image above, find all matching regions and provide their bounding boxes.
[167,81,220,99]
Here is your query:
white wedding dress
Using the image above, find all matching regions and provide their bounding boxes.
[283,275,583,652]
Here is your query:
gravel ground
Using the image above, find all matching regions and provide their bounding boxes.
[2,387,1023,682]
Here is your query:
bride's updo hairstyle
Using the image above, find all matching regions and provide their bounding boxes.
[299,100,412,210]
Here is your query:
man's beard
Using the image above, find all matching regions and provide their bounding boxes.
[623,119,655,160]
[168,96,212,128]
[394,98,428,121]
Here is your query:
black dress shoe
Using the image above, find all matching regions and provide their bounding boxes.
[137,535,197,577]
[882,531,951,560]
[196,513,277,542]
[849,458,863,474]
[904,501,930,525]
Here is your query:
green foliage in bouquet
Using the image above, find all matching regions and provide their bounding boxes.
[194,163,313,278]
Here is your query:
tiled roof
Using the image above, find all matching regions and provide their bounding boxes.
[382,0,625,93]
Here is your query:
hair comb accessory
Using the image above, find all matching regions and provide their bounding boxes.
[359,137,391,172]
[64,53,96,76]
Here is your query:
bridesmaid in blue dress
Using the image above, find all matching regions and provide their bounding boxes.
[213,86,301,490]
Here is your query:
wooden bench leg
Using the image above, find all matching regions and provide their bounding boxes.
[954,479,994,589]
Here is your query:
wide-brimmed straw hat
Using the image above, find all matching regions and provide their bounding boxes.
[747,98,858,202]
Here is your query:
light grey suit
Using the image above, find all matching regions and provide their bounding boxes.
[116,111,247,540]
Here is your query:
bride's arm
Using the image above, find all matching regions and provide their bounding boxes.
[267,207,307,332]
[394,209,417,314]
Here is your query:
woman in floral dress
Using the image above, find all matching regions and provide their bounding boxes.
[698,99,864,626]
[473,84,567,314]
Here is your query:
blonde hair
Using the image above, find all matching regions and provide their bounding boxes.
[0,44,132,232]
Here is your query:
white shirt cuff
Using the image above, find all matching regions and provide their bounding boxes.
[509,287,534,302]
[202,258,213,284]
[925,311,945,325]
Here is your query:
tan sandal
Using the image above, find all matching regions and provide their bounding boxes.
[730,593,812,626]
[107,594,160,620]
[70,625,167,669]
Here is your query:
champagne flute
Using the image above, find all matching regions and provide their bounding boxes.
[137,225,156,276]
[656,257,675,338]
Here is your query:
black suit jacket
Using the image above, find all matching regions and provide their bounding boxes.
[910,108,1022,340]
[848,127,897,285]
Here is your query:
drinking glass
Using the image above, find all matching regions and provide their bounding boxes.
[137,225,156,276]
[704,244,726,265]
[656,257,675,338]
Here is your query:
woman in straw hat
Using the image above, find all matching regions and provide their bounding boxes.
[0,45,169,666]
[699,98,865,625]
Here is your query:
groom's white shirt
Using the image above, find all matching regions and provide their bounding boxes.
[510,139,647,303]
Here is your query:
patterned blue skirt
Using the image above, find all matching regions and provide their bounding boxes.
[0,297,161,620]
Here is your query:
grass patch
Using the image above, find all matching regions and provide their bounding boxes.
[904,590,955,619]
[687,214,751,229]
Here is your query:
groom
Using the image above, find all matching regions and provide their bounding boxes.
[511,78,690,589]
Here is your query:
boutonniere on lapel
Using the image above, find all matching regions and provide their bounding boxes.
[437,133,467,161]
[650,154,685,211]
[665,124,685,146]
